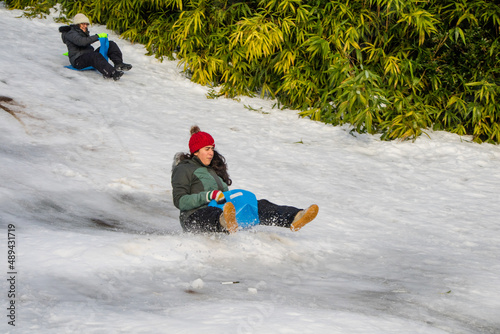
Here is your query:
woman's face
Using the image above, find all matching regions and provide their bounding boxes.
[79,23,89,33]
[194,145,214,166]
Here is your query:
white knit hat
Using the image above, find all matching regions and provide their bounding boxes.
[73,13,90,25]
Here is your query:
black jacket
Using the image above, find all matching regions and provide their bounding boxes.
[59,25,99,66]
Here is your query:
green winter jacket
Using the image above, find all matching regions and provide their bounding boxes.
[171,156,228,227]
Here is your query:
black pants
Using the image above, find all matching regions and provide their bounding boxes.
[182,199,301,233]
[73,41,123,77]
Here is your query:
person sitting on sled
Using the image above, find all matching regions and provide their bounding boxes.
[171,125,319,233]
[59,13,132,81]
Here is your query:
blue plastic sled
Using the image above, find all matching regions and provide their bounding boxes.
[208,189,260,229]
[64,37,109,71]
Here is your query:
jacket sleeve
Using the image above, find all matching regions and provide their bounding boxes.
[66,29,99,47]
[171,164,209,211]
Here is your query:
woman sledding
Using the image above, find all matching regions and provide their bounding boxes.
[59,13,132,81]
[171,126,319,233]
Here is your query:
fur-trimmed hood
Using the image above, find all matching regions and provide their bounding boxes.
[171,152,186,171]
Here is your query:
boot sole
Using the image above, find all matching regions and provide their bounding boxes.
[290,204,319,232]
[223,202,238,233]
[116,65,132,71]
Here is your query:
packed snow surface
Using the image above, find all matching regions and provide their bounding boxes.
[1,4,499,334]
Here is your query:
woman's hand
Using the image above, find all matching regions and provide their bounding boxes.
[207,190,225,203]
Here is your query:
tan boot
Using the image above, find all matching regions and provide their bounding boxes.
[290,204,319,232]
[220,202,238,233]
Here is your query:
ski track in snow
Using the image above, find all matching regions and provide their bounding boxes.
[1,5,500,334]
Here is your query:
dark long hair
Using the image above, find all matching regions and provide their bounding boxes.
[176,150,232,186]
[211,150,232,186]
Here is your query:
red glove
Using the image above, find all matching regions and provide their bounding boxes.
[207,190,225,203]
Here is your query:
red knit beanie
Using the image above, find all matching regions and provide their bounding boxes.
[189,125,215,154]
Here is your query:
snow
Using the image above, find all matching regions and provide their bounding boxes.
[1,4,500,333]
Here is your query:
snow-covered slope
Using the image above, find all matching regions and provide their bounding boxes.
[1,5,500,333]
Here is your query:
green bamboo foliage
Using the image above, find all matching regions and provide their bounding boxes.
[6,0,500,143]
